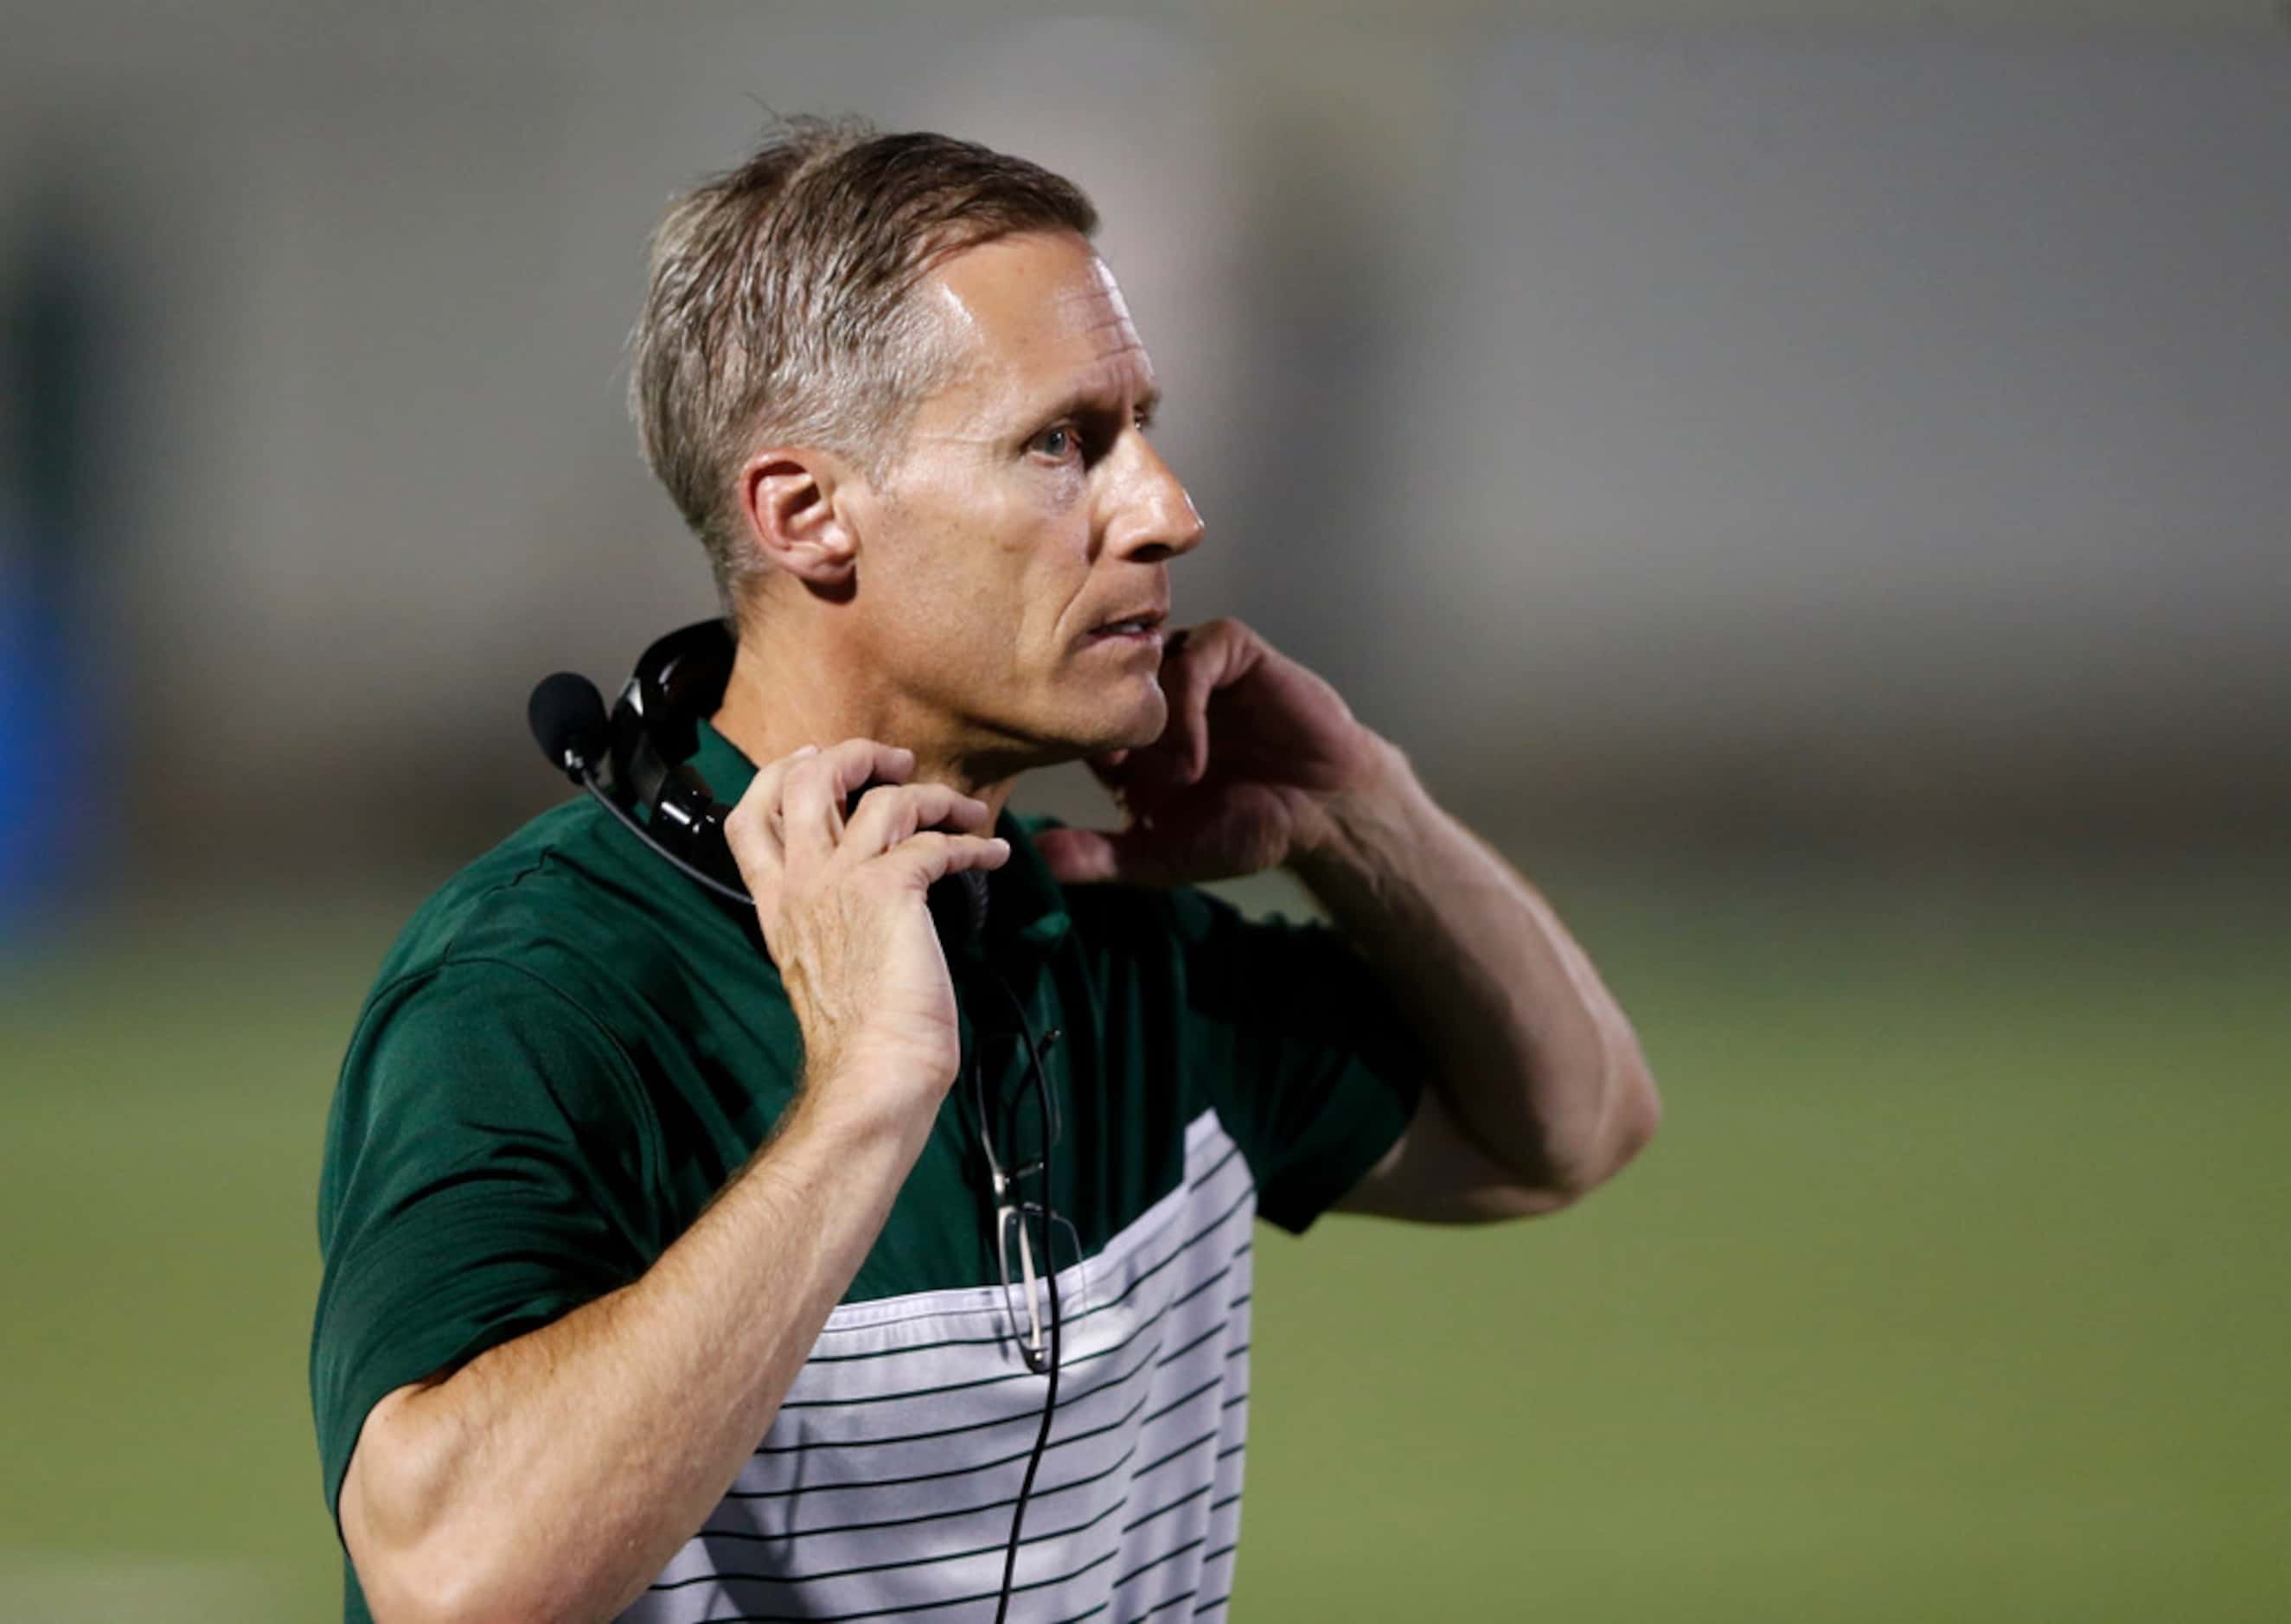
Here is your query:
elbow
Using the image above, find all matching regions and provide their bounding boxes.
[1550,1041,1661,1204]
[359,1563,484,1624]
[1607,1039,1662,1167]
[344,1391,564,1624]
[355,1515,580,1624]
[344,1456,469,1624]
[358,1538,563,1624]
[347,1506,458,1624]
[342,1394,441,1624]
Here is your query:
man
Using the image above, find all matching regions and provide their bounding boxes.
[310,115,1660,1624]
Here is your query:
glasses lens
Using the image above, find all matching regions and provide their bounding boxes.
[995,1204,1042,1366]
[980,1020,1072,1368]
[998,1201,1085,1368]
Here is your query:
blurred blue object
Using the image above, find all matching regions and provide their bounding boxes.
[0,176,109,938]
[0,565,88,928]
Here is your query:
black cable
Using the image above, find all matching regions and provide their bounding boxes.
[978,960,1066,1624]
[995,1210,1062,1622]
[573,770,753,906]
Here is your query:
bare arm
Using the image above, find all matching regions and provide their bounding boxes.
[1291,737,1661,1219]
[341,1065,933,1623]
[337,738,1011,1624]
[1030,612,1656,1224]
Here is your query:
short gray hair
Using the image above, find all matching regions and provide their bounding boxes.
[628,115,1099,615]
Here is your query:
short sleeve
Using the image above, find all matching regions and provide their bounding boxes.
[308,957,660,1535]
[1166,886,1429,1236]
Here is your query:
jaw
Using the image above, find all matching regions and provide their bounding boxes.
[1041,661,1170,759]
[945,662,1166,777]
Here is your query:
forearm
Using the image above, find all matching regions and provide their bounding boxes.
[343,1067,938,1624]
[1288,738,1660,1197]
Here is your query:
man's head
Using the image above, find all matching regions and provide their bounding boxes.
[629,117,1205,780]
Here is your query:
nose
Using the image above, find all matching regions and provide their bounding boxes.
[1104,435,1206,562]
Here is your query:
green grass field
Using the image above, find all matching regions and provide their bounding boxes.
[3,855,2283,1621]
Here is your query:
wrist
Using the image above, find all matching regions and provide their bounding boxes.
[789,1049,952,1148]
[1288,732,1421,882]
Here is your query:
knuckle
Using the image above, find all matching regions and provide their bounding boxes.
[733,768,776,810]
[724,802,767,851]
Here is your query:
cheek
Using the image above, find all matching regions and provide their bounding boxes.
[894,468,1093,667]
[984,508,1091,644]
[984,478,1085,573]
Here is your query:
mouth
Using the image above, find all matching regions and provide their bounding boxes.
[1085,611,1167,652]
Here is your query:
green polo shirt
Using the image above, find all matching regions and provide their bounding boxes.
[310,718,1425,1622]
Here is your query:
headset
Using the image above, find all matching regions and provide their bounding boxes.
[528,619,1059,1622]
[527,617,990,947]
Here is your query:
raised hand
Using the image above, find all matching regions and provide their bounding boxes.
[1034,617,1400,889]
[722,738,1011,1103]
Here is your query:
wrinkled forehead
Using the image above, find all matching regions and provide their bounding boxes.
[909,231,1157,430]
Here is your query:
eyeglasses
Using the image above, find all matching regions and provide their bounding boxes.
[971,1019,1079,1376]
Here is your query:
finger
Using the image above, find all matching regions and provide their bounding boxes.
[781,738,915,869]
[842,780,993,859]
[876,828,1013,891]
[1121,628,1219,807]
[1031,824,1123,885]
[1155,624,1231,788]
[1033,824,1182,888]
[722,742,820,888]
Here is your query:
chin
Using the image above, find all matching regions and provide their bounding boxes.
[1059,689,1165,758]
[1113,683,1170,746]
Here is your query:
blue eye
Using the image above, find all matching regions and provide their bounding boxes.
[1034,425,1076,459]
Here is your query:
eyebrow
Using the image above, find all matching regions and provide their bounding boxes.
[1032,378,1163,426]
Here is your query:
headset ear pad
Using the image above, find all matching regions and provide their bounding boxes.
[635,619,737,763]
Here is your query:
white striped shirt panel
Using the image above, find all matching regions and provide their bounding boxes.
[624,1109,1255,1623]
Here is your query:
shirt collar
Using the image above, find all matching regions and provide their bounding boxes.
[688,715,1075,959]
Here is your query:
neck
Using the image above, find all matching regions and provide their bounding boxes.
[707,619,1024,828]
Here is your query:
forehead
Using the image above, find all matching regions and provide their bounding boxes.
[909,230,1156,426]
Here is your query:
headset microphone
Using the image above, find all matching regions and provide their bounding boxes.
[528,670,611,778]
[528,667,755,908]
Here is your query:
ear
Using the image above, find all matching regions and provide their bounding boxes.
[734,445,861,587]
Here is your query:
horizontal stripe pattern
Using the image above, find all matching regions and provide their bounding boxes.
[623,1110,1254,1623]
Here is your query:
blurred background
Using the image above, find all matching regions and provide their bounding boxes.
[2,0,2284,1619]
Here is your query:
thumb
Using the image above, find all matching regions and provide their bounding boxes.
[1034,824,1180,887]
